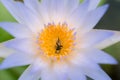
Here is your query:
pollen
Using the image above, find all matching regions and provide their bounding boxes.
[38,23,74,60]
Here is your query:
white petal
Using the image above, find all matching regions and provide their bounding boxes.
[41,71,56,80]
[41,61,69,80]
[0,43,14,58]
[79,30,114,48]
[66,0,89,29]
[69,53,112,80]
[47,0,67,23]
[96,30,120,49]
[24,0,46,25]
[46,0,58,23]
[42,0,79,23]
[79,4,109,34]
[4,38,36,54]
[88,0,101,10]
[81,63,112,80]
[61,0,80,23]
[68,67,86,80]
[0,53,34,69]
[37,0,51,24]
[1,0,44,33]
[55,0,72,23]
[19,59,46,80]
[65,0,80,14]
[0,22,32,38]
[19,66,40,80]
[81,48,117,64]
[24,0,40,13]
[53,62,69,80]
[39,59,58,80]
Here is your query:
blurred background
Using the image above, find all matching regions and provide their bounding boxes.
[0,0,120,80]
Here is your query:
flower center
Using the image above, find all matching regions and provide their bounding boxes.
[38,23,74,59]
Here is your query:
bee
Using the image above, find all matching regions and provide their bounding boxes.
[55,38,63,54]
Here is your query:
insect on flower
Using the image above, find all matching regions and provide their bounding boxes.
[0,0,120,80]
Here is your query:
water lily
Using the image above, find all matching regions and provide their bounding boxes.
[0,0,119,80]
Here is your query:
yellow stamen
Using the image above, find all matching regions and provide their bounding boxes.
[38,23,74,60]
